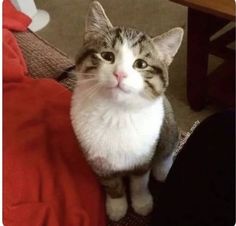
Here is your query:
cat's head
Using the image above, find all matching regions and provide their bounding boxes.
[76,1,183,107]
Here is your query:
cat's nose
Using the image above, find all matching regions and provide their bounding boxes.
[113,71,127,82]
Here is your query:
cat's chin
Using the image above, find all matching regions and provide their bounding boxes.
[105,82,131,94]
[104,86,135,104]
[110,88,129,101]
[102,85,148,108]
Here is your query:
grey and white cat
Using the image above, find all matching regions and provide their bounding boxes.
[71,1,183,221]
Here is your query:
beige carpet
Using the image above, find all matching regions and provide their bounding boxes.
[36,0,220,131]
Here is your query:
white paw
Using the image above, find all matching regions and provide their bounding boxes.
[106,195,128,221]
[131,191,153,216]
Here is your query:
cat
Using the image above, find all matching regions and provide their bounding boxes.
[71,1,183,221]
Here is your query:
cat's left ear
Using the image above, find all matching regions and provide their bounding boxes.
[85,1,113,40]
[152,27,184,65]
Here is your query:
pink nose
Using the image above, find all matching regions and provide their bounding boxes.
[113,71,127,82]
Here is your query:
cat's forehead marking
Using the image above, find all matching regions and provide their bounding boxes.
[111,27,150,54]
[112,28,123,48]
[145,53,151,58]
[131,34,147,48]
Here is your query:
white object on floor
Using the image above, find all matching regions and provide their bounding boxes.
[28,9,50,32]
[10,0,50,32]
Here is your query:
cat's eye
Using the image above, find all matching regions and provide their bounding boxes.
[133,59,148,69]
[101,52,115,63]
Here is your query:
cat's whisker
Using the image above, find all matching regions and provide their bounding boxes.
[76,78,97,83]
[76,79,98,86]
[83,83,99,94]
[76,85,97,103]
[74,72,98,77]
[56,67,99,77]
[86,85,101,100]
[86,83,102,98]
[78,83,102,104]
[76,77,98,81]
[59,70,98,78]
[79,87,99,104]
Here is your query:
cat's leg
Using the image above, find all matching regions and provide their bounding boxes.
[130,170,153,216]
[100,176,127,221]
[152,152,175,182]
[152,96,179,182]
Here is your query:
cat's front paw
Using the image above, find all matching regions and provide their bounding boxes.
[106,195,128,221]
[131,191,153,216]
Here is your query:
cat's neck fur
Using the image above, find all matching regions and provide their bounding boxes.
[71,86,164,173]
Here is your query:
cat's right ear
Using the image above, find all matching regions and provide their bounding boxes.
[152,27,184,66]
[85,1,113,41]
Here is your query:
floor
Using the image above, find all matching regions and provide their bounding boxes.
[36,0,220,131]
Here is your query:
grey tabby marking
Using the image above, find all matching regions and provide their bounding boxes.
[112,27,123,47]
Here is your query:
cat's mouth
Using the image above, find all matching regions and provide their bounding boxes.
[109,83,131,94]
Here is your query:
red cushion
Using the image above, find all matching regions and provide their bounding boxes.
[3,1,106,226]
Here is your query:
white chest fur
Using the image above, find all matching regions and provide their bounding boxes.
[71,88,164,172]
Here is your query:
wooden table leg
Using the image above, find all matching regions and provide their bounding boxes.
[187,9,229,111]
[187,8,210,111]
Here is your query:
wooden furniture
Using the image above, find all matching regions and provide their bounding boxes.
[171,0,235,110]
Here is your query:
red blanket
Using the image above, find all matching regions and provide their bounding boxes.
[3,1,106,225]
